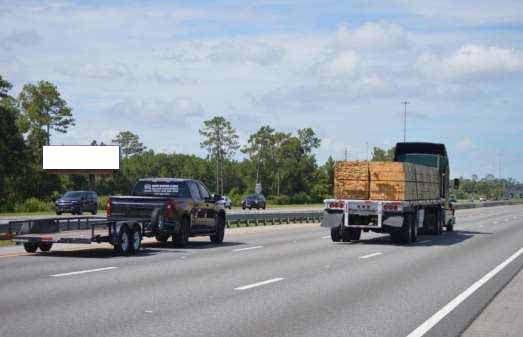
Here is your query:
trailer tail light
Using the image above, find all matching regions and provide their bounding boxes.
[106,199,112,217]
[165,203,174,220]
[328,201,345,209]
[383,203,402,212]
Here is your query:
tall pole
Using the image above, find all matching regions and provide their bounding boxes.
[402,101,409,142]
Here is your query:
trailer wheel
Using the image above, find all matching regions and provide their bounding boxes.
[114,225,131,255]
[210,215,225,244]
[39,242,53,252]
[342,227,361,242]
[331,226,341,242]
[23,243,38,253]
[129,225,142,254]
[392,213,414,244]
[174,217,190,247]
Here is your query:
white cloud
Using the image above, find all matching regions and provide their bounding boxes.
[209,39,286,66]
[417,45,523,80]
[324,51,359,76]
[107,97,204,126]
[334,22,409,52]
[58,63,133,80]
[455,137,476,152]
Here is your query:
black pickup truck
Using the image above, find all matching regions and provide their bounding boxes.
[12,178,226,255]
[108,178,227,251]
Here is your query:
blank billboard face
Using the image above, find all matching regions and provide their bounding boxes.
[43,146,120,172]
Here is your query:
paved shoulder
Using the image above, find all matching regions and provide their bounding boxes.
[461,268,523,337]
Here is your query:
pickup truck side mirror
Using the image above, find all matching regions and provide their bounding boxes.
[453,178,460,189]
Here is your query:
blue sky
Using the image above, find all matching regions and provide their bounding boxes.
[1,0,523,179]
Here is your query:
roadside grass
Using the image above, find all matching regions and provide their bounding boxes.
[0,211,56,217]
[0,240,15,247]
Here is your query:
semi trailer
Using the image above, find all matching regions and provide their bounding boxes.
[321,142,459,244]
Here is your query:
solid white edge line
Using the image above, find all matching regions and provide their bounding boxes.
[233,245,264,252]
[359,252,383,259]
[234,277,284,290]
[50,266,118,277]
[418,240,432,244]
[321,235,331,239]
[406,247,523,337]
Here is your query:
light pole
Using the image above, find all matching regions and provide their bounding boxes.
[402,101,409,142]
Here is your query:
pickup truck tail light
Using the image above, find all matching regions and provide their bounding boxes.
[106,200,112,217]
[165,203,174,220]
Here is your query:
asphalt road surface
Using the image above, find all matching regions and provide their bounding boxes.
[1,205,522,337]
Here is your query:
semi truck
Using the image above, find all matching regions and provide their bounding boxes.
[321,142,458,244]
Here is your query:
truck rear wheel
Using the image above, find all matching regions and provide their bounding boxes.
[174,217,190,247]
[23,242,38,253]
[331,226,341,242]
[210,215,225,244]
[342,227,361,242]
[392,213,414,244]
[39,242,53,252]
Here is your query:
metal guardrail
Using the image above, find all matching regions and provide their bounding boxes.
[0,200,522,237]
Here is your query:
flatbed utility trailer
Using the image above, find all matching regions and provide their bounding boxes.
[321,142,458,244]
[9,216,143,255]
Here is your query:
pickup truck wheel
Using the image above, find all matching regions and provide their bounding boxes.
[330,226,341,242]
[56,211,62,215]
[210,216,225,244]
[91,208,97,215]
[129,226,142,254]
[23,243,38,253]
[174,217,190,247]
[115,225,131,255]
[447,223,454,232]
[77,207,83,215]
[39,242,53,252]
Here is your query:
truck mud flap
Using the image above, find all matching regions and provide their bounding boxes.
[321,211,343,228]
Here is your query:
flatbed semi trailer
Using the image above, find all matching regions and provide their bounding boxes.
[321,142,458,244]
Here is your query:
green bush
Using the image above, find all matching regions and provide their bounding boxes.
[268,195,291,205]
[14,198,54,213]
[289,192,312,204]
[98,196,110,210]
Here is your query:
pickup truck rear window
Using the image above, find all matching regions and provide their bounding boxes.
[133,181,190,197]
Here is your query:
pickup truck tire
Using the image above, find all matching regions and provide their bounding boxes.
[55,211,62,215]
[174,217,190,247]
[91,208,97,215]
[129,225,142,254]
[39,242,53,252]
[210,215,225,244]
[331,226,341,242]
[114,225,131,255]
[23,242,38,253]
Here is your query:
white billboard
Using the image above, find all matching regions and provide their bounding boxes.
[43,146,120,170]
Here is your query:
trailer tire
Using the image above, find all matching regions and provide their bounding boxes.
[210,215,225,244]
[129,225,142,254]
[174,217,190,247]
[39,242,53,252]
[392,213,414,244]
[23,242,38,253]
[114,225,131,255]
[342,227,361,242]
[331,226,341,242]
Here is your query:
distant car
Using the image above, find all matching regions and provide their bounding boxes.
[479,197,487,202]
[219,196,232,209]
[449,195,457,203]
[241,194,266,210]
[55,191,98,215]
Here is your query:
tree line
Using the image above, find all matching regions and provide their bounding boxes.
[0,74,520,212]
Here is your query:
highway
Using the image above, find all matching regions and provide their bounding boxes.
[1,205,523,337]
